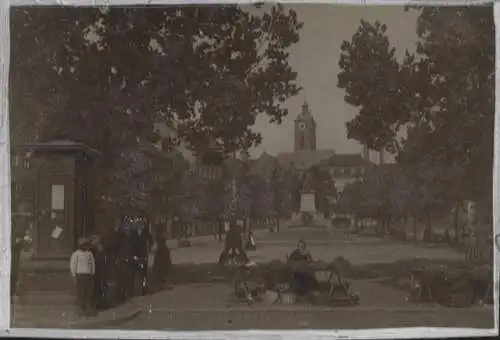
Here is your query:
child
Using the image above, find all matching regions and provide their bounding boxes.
[70,237,96,317]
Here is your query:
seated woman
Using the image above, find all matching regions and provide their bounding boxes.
[287,240,316,296]
[288,240,313,263]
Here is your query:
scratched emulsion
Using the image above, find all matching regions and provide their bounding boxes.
[1,1,499,339]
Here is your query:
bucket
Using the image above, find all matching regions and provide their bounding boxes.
[315,270,330,282]
[280,292,297,305]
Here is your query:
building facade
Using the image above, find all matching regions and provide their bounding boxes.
[276,102,336,171]
[274,101,376,194]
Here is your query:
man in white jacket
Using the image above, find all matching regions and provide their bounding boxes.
[70,237,96,316]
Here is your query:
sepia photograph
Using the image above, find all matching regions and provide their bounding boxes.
[6,2,496,333]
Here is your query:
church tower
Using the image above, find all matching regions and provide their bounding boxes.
[294,101,316,151]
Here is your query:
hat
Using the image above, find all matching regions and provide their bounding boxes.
[77,237,89,246]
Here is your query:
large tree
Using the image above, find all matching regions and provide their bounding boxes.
[337,19,409,154]
[337,6,494,214]
[11,5,303,213]
[11,5,303,157]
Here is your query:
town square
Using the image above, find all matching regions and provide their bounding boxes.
[8,3,495,331]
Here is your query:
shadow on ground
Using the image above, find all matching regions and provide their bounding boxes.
[156,257,489,288]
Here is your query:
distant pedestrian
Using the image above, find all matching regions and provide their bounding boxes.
[131,224,153,296]
[227,220,248,263]
[70,237,96,317]
[244,229,257,251]
[217,219,224,242]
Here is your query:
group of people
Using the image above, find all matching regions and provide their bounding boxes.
[231,239,318,305]
[69,219,172,317]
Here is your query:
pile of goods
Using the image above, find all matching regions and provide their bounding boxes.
[409,262,493,308]
[255,257,360,307]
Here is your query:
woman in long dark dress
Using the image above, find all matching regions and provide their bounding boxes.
[152,232,171,284]
[221,220,248,264]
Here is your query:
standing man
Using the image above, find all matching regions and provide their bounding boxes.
[465,201,481,261]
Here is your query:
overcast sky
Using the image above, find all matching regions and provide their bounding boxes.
[250,5,419,159]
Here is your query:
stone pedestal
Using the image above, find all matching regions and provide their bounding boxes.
[299,192,316,213]
[286,191,330,230]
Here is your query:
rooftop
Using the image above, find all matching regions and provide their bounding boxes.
[316,153,373,167]
[276,149,336,170]
[15,140,100,158]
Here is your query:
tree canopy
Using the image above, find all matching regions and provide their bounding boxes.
[11,5,303,158]
[337,6,493,214]
[11,5,303,213]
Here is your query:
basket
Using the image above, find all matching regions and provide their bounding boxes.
[263,290,279,304]
[280,292,297,305]
[315,270,331,283]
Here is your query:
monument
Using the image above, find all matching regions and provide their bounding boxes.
[288,170,331,230]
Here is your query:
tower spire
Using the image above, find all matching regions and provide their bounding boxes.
[300,99,311,117]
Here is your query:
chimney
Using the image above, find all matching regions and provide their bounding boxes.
[363,145,369,161]
[379,149,385,165]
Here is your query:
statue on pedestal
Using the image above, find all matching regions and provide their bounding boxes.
[302,170,315,193]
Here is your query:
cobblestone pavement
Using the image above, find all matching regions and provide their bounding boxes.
[11,295,143,329]
[104,278,494,330]
[139,280,413,310]
[115,306,494,330]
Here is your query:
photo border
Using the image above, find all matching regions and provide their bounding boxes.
[0,0,498,338]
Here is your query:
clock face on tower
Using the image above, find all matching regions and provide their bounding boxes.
[299,122,306,130]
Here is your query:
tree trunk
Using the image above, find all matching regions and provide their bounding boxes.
[423,210,433,242]
[403,215,409,241]
[413,215,418,242]
[453,202,461,243]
